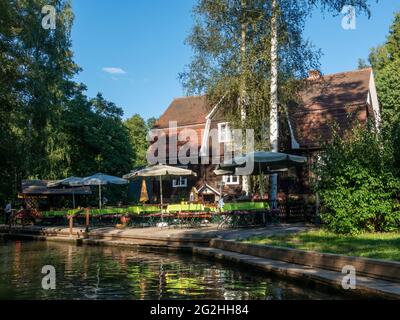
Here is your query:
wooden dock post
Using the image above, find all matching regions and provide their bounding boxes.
[69,215,73,236]
[85,208,90,233]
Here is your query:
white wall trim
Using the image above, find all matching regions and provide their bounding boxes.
[198,183,221,196]
[368,69,381,129]
[200,94,226,157]
[284,107,300,149]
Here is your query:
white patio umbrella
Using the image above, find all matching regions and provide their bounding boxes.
[47,177,85,209]
[80,173,128,209]
[123,164,197,222]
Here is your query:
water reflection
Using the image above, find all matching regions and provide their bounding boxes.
[0,240,345,300]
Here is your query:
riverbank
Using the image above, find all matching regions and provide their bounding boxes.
[243,230,400,261]
[0,223,308,246]
[1,223,399,299]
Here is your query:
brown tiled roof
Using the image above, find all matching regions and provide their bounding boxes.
[155,96,210,128]
[156,68,374,149]
[288,68,372,149]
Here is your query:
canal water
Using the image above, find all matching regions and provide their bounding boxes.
[0,240,347,300]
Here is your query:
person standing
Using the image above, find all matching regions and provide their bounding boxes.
[4,201,12,224]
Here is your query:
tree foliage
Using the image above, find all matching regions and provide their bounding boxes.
[181,1,320,147]
[314,123,400,234]
[316,9,400,235]
[0,1,137,202]
[124,114,154,168]
[181,0,373,150]
[369,12,400,122]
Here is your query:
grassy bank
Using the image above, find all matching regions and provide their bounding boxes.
[242,230,400,261]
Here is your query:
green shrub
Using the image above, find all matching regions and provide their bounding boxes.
[314,122,400,234]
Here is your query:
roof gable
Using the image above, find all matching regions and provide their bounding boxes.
[155,96,210,129]
[155,68,377,150]
[288,68,373,149]
[297,68,371,111]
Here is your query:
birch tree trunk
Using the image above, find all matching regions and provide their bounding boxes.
[269,0,279,208]
[240,0,250,195]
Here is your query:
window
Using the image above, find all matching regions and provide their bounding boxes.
[218,122,232,143]
[223,175,239,185]
[172,177,188,188]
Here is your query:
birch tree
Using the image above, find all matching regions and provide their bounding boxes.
[239,0,250,194]
[269,0,279,206]
[267,0,374,206]
[181,0,374,199]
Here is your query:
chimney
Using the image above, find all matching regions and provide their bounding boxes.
[308,70,322,81]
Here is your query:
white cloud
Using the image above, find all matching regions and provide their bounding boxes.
[102,67,127,75]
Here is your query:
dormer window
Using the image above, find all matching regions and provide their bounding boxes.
[218,122,232,143]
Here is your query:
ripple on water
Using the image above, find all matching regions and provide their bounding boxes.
[0,240,349,300]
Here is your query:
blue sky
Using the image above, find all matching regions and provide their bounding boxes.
[71,0,400,121]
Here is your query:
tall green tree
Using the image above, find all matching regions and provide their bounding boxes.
[0,0,78,196]
[268,0,373,204]
[369,12,400,123]
[83,93,133,176]
[180,0,324,169]
[125,114,149,168]
[0,1,135,203]
[17,0,78,178]
[181,0,373,200]
[63,90,133,177]
[0,2,21,199]
[314,123,400,234]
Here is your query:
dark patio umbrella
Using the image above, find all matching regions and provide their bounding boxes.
[215,151,306,202]
[216,151,306,175]
[47,177,85,209]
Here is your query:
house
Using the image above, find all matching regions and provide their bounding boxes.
[150,68,381,203]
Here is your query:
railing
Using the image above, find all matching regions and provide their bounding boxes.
[14,200,315,232]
